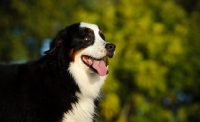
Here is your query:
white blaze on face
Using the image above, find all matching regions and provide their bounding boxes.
[80,22,107,59]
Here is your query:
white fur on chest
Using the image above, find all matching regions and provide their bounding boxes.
[62,94,95,122]
[62,62,106,122]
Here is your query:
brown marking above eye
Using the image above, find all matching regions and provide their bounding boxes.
[99,30,105,40]
[88,28,94,33]
[99,30,103,34]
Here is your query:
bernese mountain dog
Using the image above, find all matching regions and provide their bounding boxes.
[0,22,115,122]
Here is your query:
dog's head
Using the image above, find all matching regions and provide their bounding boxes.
[45,22,115,77]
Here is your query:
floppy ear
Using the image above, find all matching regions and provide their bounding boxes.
[44,29,66,55]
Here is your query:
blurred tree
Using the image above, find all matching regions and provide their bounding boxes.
[0,0,200,122]
[96,0,200,122]
[0,0,89,62]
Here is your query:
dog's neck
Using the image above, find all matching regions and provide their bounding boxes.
[61,62,106,122]
[68,62,106,99]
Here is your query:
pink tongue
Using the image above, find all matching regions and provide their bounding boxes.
[92,60,108,76]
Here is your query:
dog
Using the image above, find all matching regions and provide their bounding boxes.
[0,22,115,122]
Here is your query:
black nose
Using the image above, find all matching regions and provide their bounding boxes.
[105,43,116,51]
[105,43,116,58]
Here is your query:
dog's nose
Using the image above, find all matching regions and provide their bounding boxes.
[105,43,116,58]
[105,43,116,51]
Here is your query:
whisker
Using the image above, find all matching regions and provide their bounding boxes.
[114,53,119,58]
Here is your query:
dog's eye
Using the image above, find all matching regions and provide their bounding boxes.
[84,36,92,41]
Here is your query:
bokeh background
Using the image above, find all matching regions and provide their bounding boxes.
[0,0,200,121]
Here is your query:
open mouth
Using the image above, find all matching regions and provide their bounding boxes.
[81,55,108,76]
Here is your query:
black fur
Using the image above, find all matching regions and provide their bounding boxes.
[0,23,99,122]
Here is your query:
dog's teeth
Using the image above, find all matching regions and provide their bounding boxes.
[88,59,93,65]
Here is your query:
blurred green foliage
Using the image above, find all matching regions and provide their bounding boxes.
[1,0,200,121]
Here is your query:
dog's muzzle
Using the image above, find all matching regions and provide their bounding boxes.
[105,43,116,58]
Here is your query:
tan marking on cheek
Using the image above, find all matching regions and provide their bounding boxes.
[69,48,74,61]
[69,48,84,62]
[103,57,108,64]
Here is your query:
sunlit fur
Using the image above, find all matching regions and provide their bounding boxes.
[0,22,115,122]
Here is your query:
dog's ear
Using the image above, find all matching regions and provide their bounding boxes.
[44,29,67,55]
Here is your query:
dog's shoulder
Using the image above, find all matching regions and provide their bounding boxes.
[0,56,51,89]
